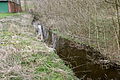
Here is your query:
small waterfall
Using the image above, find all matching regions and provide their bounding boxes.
[32,20,120,80]
[37,24,44,40]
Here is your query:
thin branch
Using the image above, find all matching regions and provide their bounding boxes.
[105,0,120,7]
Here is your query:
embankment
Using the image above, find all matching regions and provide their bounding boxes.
[33,20,120,80]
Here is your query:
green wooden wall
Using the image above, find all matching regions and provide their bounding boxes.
[0,2,8,13]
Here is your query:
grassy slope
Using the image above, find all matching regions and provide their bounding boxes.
[0,14,77,80]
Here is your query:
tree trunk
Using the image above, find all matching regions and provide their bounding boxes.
[115,0,120,46]
[24,0,27,11]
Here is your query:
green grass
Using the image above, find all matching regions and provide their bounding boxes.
[0,14,78,80]
[52,30,87,46]
[0,13,24,18]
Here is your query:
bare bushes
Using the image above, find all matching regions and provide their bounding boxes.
[28,0,120,64]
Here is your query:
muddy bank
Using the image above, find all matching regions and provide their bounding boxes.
[54,37,120,79]
[33,21,120,80]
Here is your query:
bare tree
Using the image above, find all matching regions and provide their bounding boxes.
[26,0,120,64]
[24,0,27,11]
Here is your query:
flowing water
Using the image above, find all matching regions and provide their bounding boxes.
[33,21,120,80]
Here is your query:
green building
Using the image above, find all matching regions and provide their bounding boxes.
[0,0,21,13]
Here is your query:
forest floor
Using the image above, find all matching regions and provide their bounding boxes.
[0,14,77,80]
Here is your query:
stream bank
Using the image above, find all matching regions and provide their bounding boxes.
[0,14,78,80]
[33,20,120,80]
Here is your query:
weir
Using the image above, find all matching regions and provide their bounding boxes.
[32,21,120,80]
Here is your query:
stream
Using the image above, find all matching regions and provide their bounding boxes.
[33,21,120,80]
